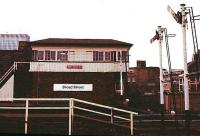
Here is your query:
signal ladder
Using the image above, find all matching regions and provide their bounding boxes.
[187,7,200,75]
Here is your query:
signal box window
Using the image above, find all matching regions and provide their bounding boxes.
[105,52,111,61]
[45,50,51,60]
[93,51,104,61]
[38,51,44,60]
[122,51,128,62]
[57,51,68,61]
[50,51,56,60]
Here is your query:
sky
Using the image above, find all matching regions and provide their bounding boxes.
[0,0,199,69]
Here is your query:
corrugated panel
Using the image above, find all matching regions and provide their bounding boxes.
[0,34,30,50]
[30,62,127,72]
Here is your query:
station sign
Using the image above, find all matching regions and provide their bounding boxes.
[66,65,83,69]
[53,84,93,91]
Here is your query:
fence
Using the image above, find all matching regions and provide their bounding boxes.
[0,98,138,135]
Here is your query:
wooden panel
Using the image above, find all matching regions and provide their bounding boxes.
[30,62,128,72]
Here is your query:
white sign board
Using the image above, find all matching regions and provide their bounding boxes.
[53,84,93,91]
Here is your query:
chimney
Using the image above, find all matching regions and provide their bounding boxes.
[137,60,146,67]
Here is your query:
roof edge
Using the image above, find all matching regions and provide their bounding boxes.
[30,38,133,47]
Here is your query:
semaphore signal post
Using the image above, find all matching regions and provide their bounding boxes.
[150,26,165,107]
[167,4,190,135]
[150,26,165,132]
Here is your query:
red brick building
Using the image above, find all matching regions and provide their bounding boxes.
[164,50,200,113]
[127,61,160,111]
[128,61,160,95]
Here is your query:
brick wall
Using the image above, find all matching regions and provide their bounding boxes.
[14,72,126,106]
[164,92,200,113]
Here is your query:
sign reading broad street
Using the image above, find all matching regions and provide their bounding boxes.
[53,84,93,91]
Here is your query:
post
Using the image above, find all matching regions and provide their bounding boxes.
[130,113,133,135]
[158,26,164,106]
[14,61,16,71]
[69,99,72,135]
[25,100,29,134]
[158,26,165,132]
[15,62,18,71]
[111,108,114,124]
[120,52,123,95]
[71,98,74,132]
[181,3,190,135]
[120,71,123,95]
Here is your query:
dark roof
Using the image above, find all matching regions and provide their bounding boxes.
[31,38,133,47]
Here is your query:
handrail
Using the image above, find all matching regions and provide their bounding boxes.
[73,98,138,115]
[0,98,138,135]
[0,63,15,85]
[75,106,111,117]
[0,107,69,110]
[14,62,30,70]
[0,61,31,85]
[0,98,70,101]
[0,97,137,114]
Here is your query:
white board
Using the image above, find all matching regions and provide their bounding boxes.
[54,84,93,91]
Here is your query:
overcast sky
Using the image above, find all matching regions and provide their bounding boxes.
[0,0,199,69]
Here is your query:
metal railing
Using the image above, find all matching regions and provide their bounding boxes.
[0,98,138,135]
[0,63,15,85]
[0,61,31,86]
[14,61,30,71]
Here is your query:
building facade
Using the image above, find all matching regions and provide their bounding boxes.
[163,69,183,92]
[163,51,200,112]
[127,61,160,111]
[11,38,133,106]
[187,50,200,92]
[128,65,160,95]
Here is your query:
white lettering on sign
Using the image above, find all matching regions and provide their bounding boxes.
[53,84,93,91]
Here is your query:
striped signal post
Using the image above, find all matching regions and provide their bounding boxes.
[180,4,190,135]
[150,26,165,133]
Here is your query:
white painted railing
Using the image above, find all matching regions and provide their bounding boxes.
[0,98,138,135]
[0,61,28,86]
[0,63,15,85]
[14,61,30,71]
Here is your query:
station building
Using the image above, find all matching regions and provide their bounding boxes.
[0,38,133,106]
